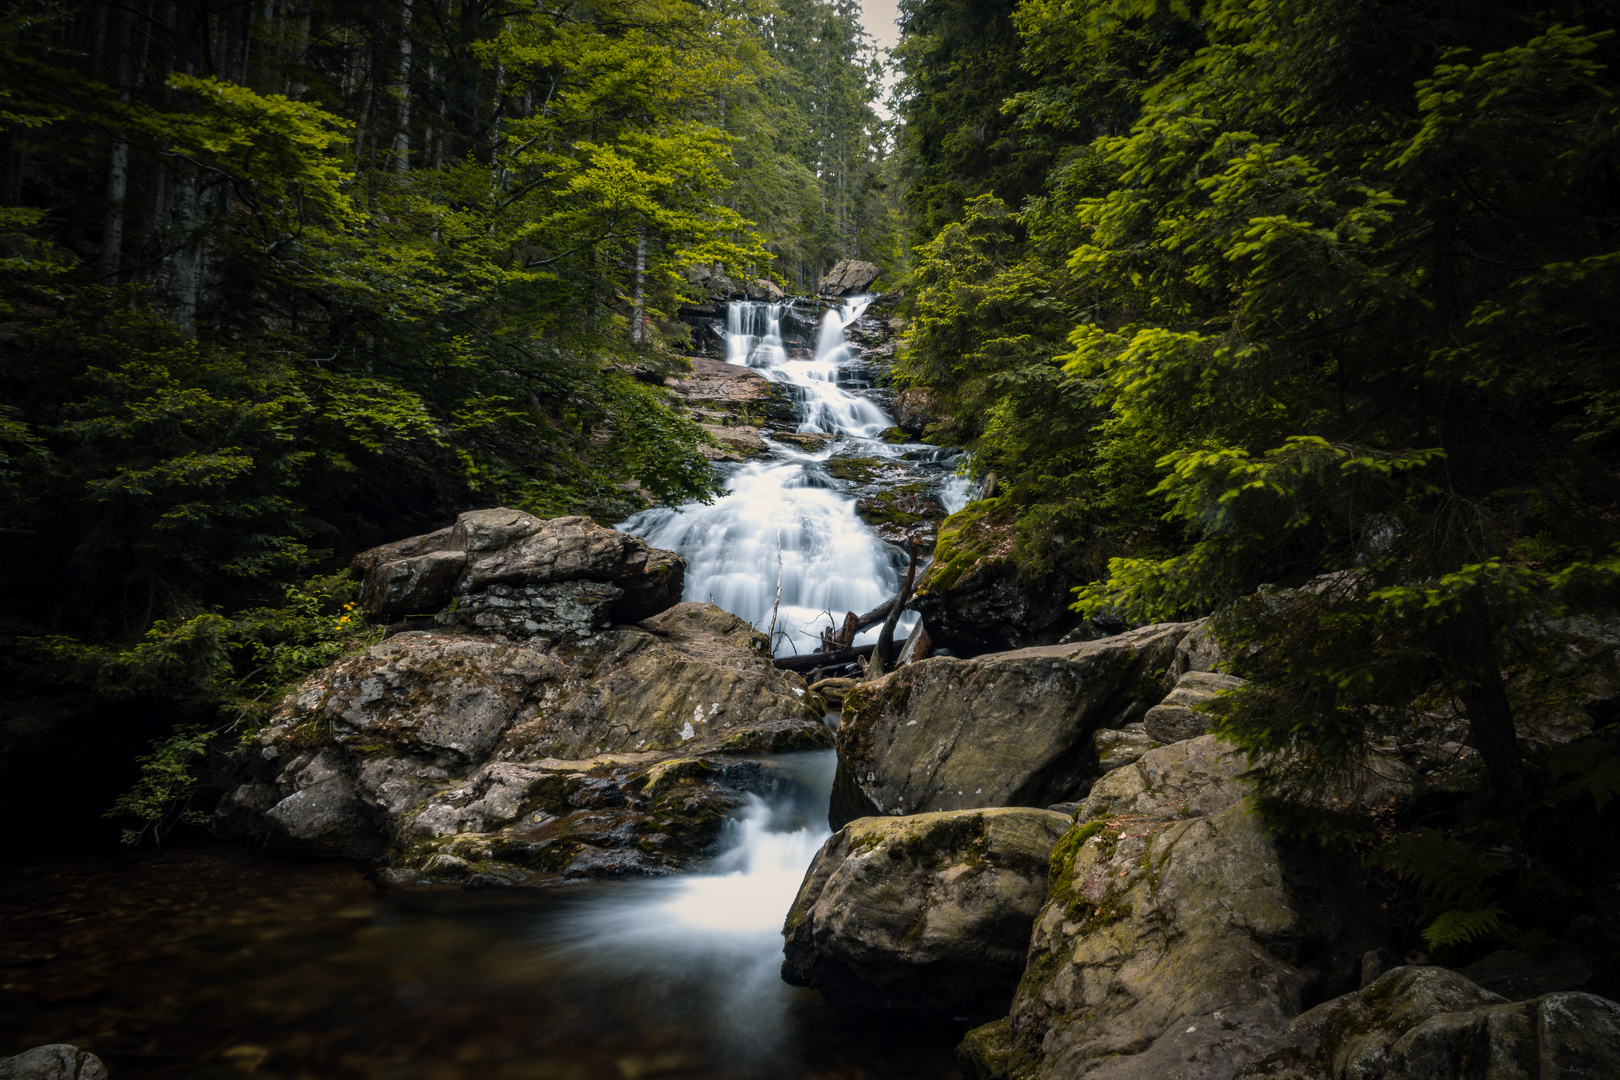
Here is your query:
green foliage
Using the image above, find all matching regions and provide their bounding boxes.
[1549,729,1620,812]
[106,725,219,845]
[3,0,894,838]
[1376,831,1510,950]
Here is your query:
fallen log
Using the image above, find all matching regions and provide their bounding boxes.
[775,643,875,672]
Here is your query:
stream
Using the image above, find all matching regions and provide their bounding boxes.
[0,297,968,1078]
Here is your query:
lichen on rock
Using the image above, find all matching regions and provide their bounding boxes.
[960,735,1384,1080]
[781,806,1072,1019]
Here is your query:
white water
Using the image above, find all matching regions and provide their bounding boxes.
[574,301,967,1068]
[623,295,923,656]
[540,752,838,1064]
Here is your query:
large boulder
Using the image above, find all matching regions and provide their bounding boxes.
[217,603,832,885]
[833,624,1196,825]
[891,387,948,436]
[818,259,881,297]
[782,807,1072,1019]
[960,735,1382,1080]
[666,355,797,427]
[1236,965,1620,1079]
[0,1046,107,1080]
[909,557,1077,655]
[356,509,685,626]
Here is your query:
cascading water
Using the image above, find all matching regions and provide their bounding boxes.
[622,294,944,656]
[570,295,970,1072]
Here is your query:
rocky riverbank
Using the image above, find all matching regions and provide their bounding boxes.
[215,508,833,887]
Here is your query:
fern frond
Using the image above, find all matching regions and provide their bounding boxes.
[1422,906,1505,950]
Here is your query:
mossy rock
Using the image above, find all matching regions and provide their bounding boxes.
[854,485,944,529]
[879,426,910,443]
[823,455,885,484]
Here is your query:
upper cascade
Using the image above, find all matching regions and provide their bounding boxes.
[723,297,889,439]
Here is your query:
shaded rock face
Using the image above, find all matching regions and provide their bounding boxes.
[0,1045,107,1080]
[1235,966,1620,1080]
[217,603,832,885]
[818,258,880,297]
[961,735,1382,1080]
[834,624,1195,825]
[910,558,1077,655]
[357,508,684,627]
[1143,670,1246,744]
[782,807,1072,1019]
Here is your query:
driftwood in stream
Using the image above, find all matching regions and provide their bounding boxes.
[867,538,918,679]
[776,643,875,672]
[896,617,932,667]
[818,595,900,652]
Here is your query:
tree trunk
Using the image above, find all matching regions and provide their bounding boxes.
[867,540,917,679]
[1460,657,1524,811]
[98,1,136,279]
[629,220,647,345]
[392,0,415,172]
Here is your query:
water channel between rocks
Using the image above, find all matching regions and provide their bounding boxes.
[1,298,971,1078]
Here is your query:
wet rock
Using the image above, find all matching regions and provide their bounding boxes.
[222,604,829,885]
[0,1045,107,1080]
[1237,966,1620,1080]
[818,259,881,297]
[701,425,770,460]
[449,580,623,638]
[1170,617,1227,678]
[1093,722,1155,773]
[1142,670,1246,743]
[264,752,386,859]
[747,278,785,302]
[352,525,453,576]
[667,355,796,426]
[892,387,948,436]
[782,807,1072,1019]
[496,603,828,761]
[458,514,684,623]
[960,734,1382,1080]
[771,431,834,451]
[834,624,1193,823]
[449,506,545,552]
[823,453,950,549]
[362,549,467,620]
[277,633,562,763]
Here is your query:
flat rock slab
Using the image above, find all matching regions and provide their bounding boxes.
[782,807,1072,1019]
[835,624,1193,822]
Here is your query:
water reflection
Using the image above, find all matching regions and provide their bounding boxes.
[0,754,963,1079]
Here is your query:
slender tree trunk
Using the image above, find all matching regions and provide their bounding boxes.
[629,220,648,346]
[392,0,414,172]
[98,1,136,279]
[170,170,205,333]
[1461,657,1524,811]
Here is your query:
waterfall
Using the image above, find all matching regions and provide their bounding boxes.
[622,295,918,657]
